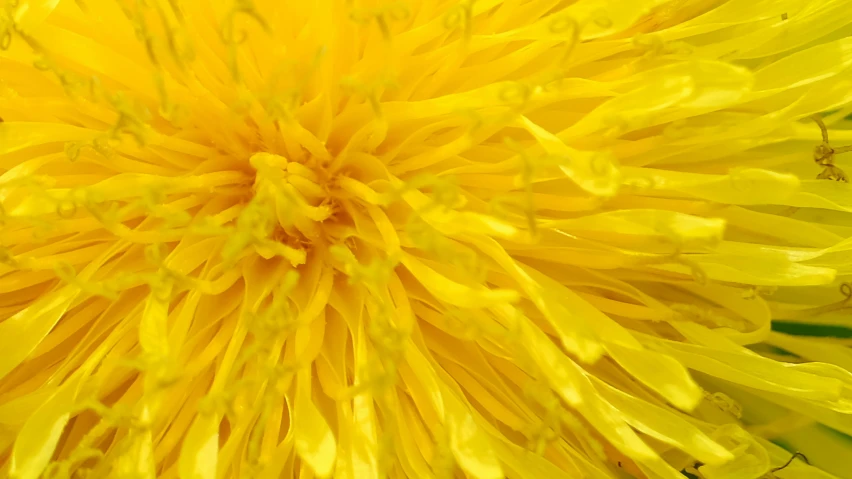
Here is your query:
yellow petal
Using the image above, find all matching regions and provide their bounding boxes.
[0,122,99,155]
[294,370,336,478]
[445,396,504,479]
[592,378,732,465]
[520,116,621,197]
[115,428,157,479]
[401,253,519,309]
[0,286,78,381]
[698,425,770,479]
[179,414,220,479]
[139,279,173,359]
[605,343,702,411]
[14,0,60,33]
[9,375,83,479]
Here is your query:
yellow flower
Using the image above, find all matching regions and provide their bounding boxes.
[3,0,852,478]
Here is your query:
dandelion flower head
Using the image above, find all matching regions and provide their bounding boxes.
[2,0,852,478]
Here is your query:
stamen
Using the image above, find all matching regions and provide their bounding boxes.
[0,0,14,50]
[152,0,194,69]
[591,10,613,29]
[220,0,270,81]
[54,261,119,299]
[550,15,579,68]
[329,243,397,287]
[249,270,300,336]
[770,452,809,473]
[0,245,19,268]
[108,92,152,146]
[444,0,475,43]
[811,115,850,182]
[504,138,539,237]
[703,390,742,419]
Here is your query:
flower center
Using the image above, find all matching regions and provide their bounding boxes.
[249,152,335,244]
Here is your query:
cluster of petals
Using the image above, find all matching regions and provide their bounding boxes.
[2,1,852,478]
